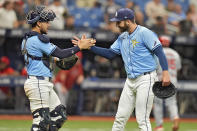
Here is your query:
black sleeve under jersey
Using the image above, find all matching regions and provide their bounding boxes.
[51,46,80,59]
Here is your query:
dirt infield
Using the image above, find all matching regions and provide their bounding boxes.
[0,115,197,123]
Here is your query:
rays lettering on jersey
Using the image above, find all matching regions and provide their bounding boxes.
[131,39,139,48]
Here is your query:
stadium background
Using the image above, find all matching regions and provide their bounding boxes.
[0,0,197,130]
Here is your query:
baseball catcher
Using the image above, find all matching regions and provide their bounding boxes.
[22,6,94,131]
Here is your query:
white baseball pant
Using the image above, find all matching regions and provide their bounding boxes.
[153,95,179,127]
[24,77,61,125]
[112,71,157,131]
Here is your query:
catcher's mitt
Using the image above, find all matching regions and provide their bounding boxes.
[56,55,78,70]
[152,81,176,99]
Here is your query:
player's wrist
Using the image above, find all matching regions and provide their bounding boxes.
[75,45,82,50]
[77,44,83,50]
[162,70,169,74]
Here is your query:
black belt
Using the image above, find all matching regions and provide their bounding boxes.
[144,72,151,75]
[28,75,52,81]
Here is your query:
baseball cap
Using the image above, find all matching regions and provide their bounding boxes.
[159,36,171,47]
[110,8,135,22]
[0,56,10,65]
[15,0,24,6]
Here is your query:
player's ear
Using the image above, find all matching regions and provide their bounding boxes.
[126,20,130,25]
[37,21,41,28]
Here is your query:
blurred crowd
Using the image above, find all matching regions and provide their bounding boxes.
[0,0,197,36]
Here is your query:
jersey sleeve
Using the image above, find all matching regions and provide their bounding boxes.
[39,42,57,55]
[142,28,161,51]
[110,38,121,55]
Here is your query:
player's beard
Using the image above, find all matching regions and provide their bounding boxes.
[118,23,129,33]
[40,27,47,34]
[40,29,47,34]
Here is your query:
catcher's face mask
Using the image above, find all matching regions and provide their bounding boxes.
[26,6,56,24]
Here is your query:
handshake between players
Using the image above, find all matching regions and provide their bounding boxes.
[72,35,96,50]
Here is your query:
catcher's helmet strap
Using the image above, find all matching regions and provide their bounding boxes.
[27,16,40,24]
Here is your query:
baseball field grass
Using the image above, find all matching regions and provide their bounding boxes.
[0,116,196,131]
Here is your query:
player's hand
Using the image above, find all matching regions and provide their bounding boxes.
[72,35,96,50]
[162,70,171,86]
[72,35,84,46]
[79,38,96,50]
[72,34,96,45]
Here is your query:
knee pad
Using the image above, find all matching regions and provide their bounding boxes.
[50,105,67,129]
[31,124,40,131]
[32,108,50,131]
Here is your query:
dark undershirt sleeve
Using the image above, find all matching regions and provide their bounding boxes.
[153,45,168,70]
[51,46,80,59]
[90,46,118,59]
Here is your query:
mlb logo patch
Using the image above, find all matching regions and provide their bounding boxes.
[152,41,159,49]
[154,41,157,46]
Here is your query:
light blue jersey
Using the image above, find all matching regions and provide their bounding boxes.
[110,25,161,78]
[21,36,56,77]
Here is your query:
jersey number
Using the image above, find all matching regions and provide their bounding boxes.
[168,59,176,70]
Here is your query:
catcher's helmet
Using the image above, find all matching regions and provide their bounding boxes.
[159,36,171,47]
[26,6,56,24]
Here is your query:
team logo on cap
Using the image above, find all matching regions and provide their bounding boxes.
[115,11,118,17]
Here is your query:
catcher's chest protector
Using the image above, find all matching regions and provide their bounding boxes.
[21,31,54,71]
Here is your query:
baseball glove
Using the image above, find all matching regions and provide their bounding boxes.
[152,81,176,99]
[56,55,78,70]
